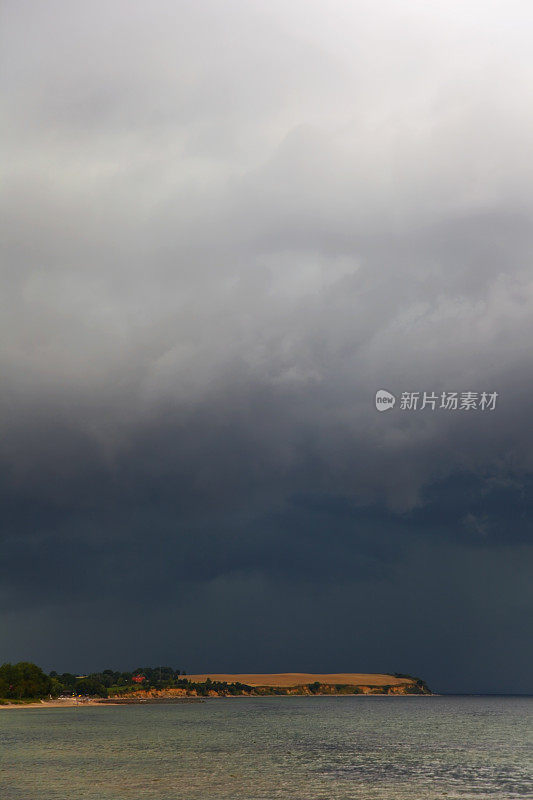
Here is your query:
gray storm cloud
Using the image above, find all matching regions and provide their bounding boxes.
[1,0,532,690]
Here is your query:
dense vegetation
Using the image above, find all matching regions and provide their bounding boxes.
[0,663,188,701]
[47,666,188,698]
[0,662,53,701]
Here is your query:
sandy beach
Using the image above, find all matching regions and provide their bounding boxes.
[0,698,111,710]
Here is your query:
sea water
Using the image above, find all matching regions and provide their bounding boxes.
[1,696,531,799]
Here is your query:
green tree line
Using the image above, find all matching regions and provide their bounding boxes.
[0,662,188,700]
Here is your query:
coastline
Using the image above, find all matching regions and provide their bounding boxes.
[0,698,110,710]
[0,693,435,709]
[0,672,432,708]
[0,697,205,709]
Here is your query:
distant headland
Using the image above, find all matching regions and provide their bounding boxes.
[181,672,431,695]
[0,663,431,707]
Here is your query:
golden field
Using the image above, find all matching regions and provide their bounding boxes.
[183,673,411,687]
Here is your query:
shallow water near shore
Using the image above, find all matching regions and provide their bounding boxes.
[1,695,531,799]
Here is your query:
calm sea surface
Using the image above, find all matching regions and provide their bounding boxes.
[1,696,531,799]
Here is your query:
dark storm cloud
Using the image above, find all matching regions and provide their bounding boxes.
[1,0,532,691]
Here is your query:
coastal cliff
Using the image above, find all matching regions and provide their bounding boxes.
[110,673,431,699]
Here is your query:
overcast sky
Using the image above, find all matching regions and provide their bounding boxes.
[1,0,532,693]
